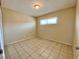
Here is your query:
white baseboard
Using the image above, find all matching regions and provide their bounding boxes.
[5,37,35,46]
[5,37,72,46]
[38,37,72,46]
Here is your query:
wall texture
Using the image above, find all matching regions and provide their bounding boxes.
[2,8,36,45]
[37,7,75,45]
[76,0,79,47]
[74,0,79,59]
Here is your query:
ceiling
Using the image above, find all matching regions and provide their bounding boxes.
[1,0,76,17]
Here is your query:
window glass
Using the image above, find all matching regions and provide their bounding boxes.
[48,17,57,24]
[40,19,47,25]
[40,17,58,25]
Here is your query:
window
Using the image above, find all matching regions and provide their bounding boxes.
[40,19,47,25]
[40,17,58,25]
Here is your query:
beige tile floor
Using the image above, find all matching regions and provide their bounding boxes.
[5,38,73,59]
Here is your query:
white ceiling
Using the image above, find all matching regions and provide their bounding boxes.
[1,0,76,17]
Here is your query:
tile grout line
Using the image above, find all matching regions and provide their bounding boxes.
[5,39,73,59]
[39,44,52,59]
[12,44,22,59]
[67,46,69,59]
[23,39,50,59]
[65,45,69,59]
[5,47,11,59]
[46,47,55,59]
[18,42,34,59]
[18,43,32,59]
[56,45,63,59]
[23,39,47,55]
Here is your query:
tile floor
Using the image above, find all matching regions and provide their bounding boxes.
[5,38,73,59]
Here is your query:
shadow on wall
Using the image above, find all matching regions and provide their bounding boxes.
[2,8,36,45]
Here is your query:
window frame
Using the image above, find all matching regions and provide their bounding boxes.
[40,17,58,25]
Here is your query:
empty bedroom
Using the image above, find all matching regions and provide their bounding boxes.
[0,0,79,59]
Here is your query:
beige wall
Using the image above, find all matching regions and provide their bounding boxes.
[37,7,75,45]
[74,0,79,59]
[2,8,36,45]
[76,0,79,47]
